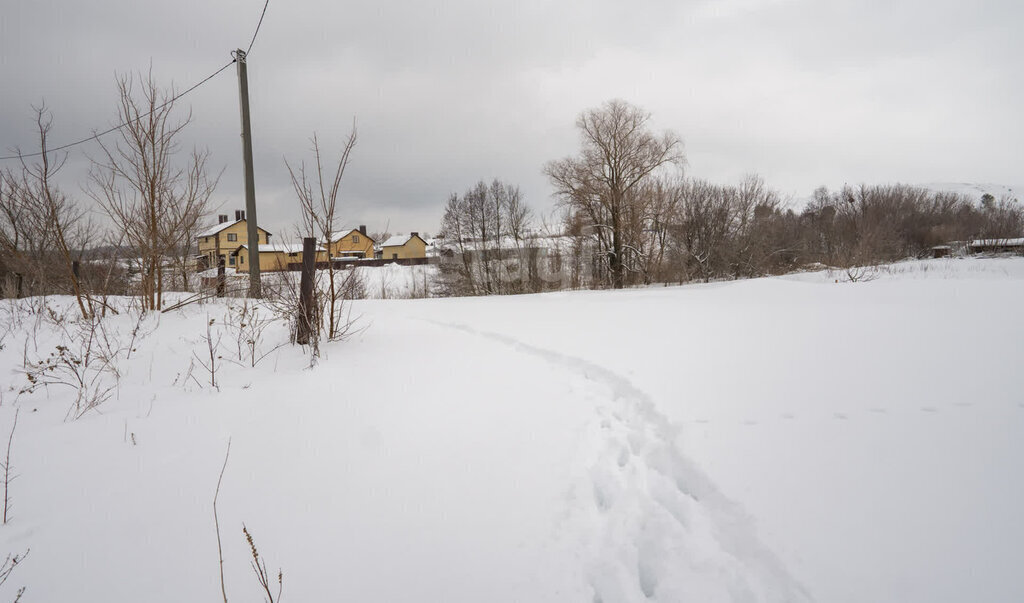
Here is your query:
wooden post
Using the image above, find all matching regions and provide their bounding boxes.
[217,258,226,297]
[296,237,316,345]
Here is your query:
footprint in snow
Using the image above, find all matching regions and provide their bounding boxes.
[920,406,938,413]
[868,407,886,414]
[834,412,848,420]
[617,447,630,468]
[781,412,795,420]
[953,401,974,408]
[740,419,758,426]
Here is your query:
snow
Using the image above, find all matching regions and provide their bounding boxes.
[197,219,244,238]
[239,243,306,254]
[380,234,425,248]
[1,257,1022,602]
[969,237,1024,247]
[353,263,435,299]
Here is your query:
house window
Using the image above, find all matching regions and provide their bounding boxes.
[352,234,360,243]
[392,253,398,259]
[227,233,238,242]
[239,255,244,265]
[229,255,236,266]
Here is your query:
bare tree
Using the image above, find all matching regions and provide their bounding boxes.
[545,100,684,288]
[285,126,358,343]
[88,70,217,311]
[1,107,96,313]
[438,179,535,296]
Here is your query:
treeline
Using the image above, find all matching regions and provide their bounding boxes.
[437,100,1023,293]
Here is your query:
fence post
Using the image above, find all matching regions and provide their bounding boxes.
[296,237,316,345]
[217,258,226,297]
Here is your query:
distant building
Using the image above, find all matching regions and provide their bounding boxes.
[968,238,1024,254]
[230,243,327,272]
[323,226,375,259]
[197,210,271,270]
[379,233,428,260]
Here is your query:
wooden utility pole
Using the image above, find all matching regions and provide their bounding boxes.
[235,48,262,298]
[296,237,316,345]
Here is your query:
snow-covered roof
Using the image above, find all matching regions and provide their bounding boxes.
[381,233,425,247]
[969,238,1024,247]
[197,219,272,238]
[198,219,242,238]
[235,243,306,254]
[324,229,374,244]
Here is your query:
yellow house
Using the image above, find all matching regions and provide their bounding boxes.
[231,244,328,272]
[197,212,272,270]
[324,226,375,259]
[380,233,427,260]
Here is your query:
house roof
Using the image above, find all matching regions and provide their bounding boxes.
[233,243,306,254]
[198,219,241,238]
[325,229,375,244]
[381,233,426,247]
[969,237,1024,247]
[197,219,272,238]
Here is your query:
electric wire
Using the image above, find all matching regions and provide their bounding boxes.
[0,60,236,161]
[246,0,270,56]
[1,0,271,162]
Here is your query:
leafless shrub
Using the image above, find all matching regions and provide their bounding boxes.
[213,439,230,603]
[223,300,285,368]
[0,549,29,598]
[2,410,17,525]
[285,127,358,345]
[243,524,283,603]
[19,306,129,420]
[192,317,223,389]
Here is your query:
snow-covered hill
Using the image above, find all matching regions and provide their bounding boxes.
[1,258,1022,602]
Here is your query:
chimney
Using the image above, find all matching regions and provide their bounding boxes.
[359,225,367,236]
[218,214,228,224]
[235,209,246,221]
[411,232,419,238]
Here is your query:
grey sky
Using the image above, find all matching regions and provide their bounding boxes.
[2,0,1021,238]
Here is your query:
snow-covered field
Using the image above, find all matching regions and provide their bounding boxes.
[1,258,1022,602]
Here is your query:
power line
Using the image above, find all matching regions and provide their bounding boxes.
[0,59,236,162]
[246,0,271,56]
[1,0,272,162]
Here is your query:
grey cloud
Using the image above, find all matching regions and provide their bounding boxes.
[2,0,1021,238]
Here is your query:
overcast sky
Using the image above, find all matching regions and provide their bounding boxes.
[2,0,1021,237]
